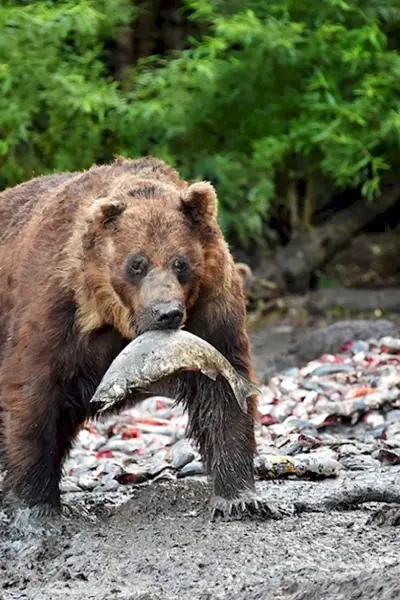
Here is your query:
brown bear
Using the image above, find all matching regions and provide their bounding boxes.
[0,156,267,520]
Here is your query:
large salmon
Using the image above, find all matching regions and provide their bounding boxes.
[90,329,259,414]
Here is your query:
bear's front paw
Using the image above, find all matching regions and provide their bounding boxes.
[61,501,97,523]
[210,492,293,522]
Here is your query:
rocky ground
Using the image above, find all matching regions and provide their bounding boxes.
[1,320,400,600]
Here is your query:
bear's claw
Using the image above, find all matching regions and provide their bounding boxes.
[210,492,293,522]
[61,501,97,523]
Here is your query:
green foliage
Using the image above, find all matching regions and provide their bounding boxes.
[1,0,400,245]
[123,0,400,243]
[0,0,134,186]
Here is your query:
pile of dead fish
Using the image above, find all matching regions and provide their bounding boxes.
[62,336,400,495]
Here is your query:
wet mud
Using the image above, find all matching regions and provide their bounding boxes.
[1,324,400,600]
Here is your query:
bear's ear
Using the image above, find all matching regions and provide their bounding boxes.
[180,182,218,226]
[91,197,127,225]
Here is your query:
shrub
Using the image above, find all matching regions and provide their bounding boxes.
[1,0,400,247]
[122,0,400,244]
[0,0,134,187]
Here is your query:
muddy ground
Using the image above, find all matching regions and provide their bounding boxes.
[1,325,400,600]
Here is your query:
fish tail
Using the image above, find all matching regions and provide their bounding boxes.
[240,376,261,398]
[233,375,260,413]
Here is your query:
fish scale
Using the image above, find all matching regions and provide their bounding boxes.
[90,329,259,414]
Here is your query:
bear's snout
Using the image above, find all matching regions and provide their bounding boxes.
[151,301,185,330]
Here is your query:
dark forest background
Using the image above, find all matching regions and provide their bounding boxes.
[2,0,400,306]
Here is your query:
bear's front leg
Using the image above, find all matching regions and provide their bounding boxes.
[0,346,85,514]
[183,292,290,521]
[181,372,285,522]
[2,395,63,513]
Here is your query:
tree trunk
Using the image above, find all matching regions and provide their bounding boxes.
[251,177,400,296]
[306,287,400,315]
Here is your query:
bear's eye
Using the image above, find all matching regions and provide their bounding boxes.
[171,257,190,283]
[172,257,188,274]
[125,254,149,280]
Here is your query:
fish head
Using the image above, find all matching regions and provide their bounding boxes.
[85,178,220,337]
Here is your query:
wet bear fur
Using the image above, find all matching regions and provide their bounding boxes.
[0,156,263,519]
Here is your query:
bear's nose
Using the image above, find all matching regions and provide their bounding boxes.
[152,301,185,329]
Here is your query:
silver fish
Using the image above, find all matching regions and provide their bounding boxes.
[90,329,259,413]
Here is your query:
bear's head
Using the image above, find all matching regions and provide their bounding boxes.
[72,179,225,339]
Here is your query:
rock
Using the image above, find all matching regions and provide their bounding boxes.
[168,439,197,470]
[177,462,204,478]
[262,319,400,380]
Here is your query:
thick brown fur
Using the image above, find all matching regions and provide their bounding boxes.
[0,156,259,516]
